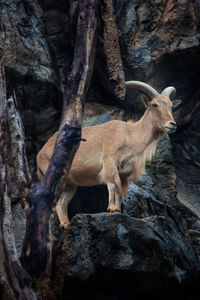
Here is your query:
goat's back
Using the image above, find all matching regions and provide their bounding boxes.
[36,120,128,185]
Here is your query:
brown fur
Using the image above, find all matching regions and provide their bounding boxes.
[36,94,178,228]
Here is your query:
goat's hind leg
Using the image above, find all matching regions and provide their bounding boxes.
[115,190,122,212]
[56,185,77,229]
[115,177,129,211]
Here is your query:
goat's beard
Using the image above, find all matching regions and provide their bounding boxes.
[165,126,176,134]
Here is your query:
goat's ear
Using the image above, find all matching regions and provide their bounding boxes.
[172,99,182,109]
[145,102,157,110]
[141,98,149,109]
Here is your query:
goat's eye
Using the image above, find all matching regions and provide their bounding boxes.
[152,103,158,108]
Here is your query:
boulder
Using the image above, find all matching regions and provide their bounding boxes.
[58,212,200,299]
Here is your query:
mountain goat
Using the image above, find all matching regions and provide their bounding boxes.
[36,81,181,228]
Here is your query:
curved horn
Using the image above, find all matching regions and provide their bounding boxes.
[125,81,159,99]
[161,86,176,99]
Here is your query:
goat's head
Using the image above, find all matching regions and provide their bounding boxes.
[125,81,182,134]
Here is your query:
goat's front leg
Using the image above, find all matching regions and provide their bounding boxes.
[103,156,123,213]
[107,182,120,212]
[106,173,123,213]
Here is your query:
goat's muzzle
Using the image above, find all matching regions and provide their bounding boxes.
[165,121,177,134]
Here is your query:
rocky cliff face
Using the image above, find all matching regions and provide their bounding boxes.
[2,0,200,299]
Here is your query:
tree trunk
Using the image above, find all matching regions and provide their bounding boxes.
[0,25,38,299]
[101,0,125,100]
[7,94,32,212]
[22,0,100,282]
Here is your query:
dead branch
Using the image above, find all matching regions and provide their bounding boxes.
[22,0,101,282]
[7,94,32,213]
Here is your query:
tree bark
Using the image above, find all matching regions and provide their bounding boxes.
[22,0,100,281]
[7,94,32,212]
[0,25,38,299]
[101,0,125,100]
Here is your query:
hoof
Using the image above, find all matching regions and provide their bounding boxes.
[59,221,70,229]
[107,206,121,213]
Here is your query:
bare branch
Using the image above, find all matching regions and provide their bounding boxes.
[22,0,101,282]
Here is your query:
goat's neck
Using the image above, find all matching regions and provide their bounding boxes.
[128,110,161,151]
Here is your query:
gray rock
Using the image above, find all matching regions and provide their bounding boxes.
[59,212,200,298]
[62,213,199,279]
[122,183,186,233]
[149,133,177,206]
[1,0,55,81]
